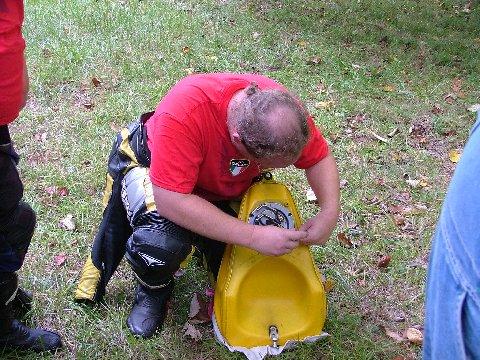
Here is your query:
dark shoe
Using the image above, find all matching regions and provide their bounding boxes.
[0,320,62,353]
[11,288,33,319]
[127,282,173,338]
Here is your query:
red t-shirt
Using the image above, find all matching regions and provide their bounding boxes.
[146,73,329,201]
[0,0,25,125]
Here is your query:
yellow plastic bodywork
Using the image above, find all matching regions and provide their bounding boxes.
[214,177,327,348]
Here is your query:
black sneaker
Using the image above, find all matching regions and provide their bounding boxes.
[127,282,173,338]
[0,320,62,353]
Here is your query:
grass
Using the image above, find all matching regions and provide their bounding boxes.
[3,0,479,358]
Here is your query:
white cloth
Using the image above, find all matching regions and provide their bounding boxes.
[212,314,329,360]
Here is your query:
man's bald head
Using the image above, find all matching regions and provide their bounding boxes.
[229,83,310,162]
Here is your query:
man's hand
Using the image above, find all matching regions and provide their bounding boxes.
[299,210,338,245]
[248,225,308,256]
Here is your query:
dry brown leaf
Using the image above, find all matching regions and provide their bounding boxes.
[393,214,406,227]
[182,46,190,54]
[383,326,404,342]
[188,293,211,324]
[182,322,202,342]
[449,149,461,163]
[431,104,443,115]
[382,84,396,92]
[91,77,102,87]
[323,278,335,293]
[314,100,335,110]
[405,327,423,345]
[83,101,93,110]
[378,255,392,268]
[452,78,462,92]
[58,187,69,197]
[337,232,353,248]
[444,93,456,104]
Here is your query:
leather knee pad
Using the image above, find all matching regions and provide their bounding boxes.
[5,201,36,257]
[125,226,193,288]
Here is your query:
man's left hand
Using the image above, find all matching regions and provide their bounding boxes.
[299,209,338,245]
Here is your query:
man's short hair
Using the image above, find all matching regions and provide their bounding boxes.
[234,83,309,160]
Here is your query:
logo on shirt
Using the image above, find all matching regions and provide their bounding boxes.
[229,159,250,176]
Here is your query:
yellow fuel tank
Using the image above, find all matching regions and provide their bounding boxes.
[214,175,327,348]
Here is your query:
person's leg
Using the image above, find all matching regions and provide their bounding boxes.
[122,167,195,338]
[423,112,480,360]
[0,125,62,352]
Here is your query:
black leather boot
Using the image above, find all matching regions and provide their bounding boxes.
[0,273,62,352]
[11,287,32,319]
[127,281,174,338]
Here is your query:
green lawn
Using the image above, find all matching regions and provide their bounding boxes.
[3,0,479,359]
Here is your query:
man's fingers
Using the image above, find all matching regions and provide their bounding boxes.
[291,230,308,241]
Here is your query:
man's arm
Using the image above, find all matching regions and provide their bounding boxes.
[299,153,340,245]
[152,186,308,256]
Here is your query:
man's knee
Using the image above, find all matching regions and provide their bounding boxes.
[125,227,193,287]
[0,202,36,272]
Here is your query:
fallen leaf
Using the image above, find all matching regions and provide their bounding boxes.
[452,77,463,93]
[431,104,443,115]
[91,77,102,87]
[419,179,429,188]
[58,214,76,231]
[337,232,353,248]
[323,278,335,293]
[83,101,93,110]
[382,326,404,342]
[382,84,396,92]
[393,214,406,226]
[306,56,322,65]
[182,46,190,54]
[444,93,456,104]
[188,293,211,324]
[54,253,67,266]
[182,322,202,341]
[58,187,69,197]
[298,40,308,47]
[314,100,335,110]
[110,122,121,132]
[378,255,392,268]
[468,104,480,112]
[448,149,461,163]
[405,327,423,345]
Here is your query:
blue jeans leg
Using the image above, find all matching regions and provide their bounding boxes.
[423,112,480,360]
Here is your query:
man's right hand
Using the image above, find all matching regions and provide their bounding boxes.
[247,225,308,256]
